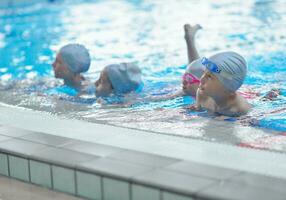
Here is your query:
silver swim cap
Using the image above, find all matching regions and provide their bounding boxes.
[105,63,142,94]
[202,51,247,92]
[59,44,91,74]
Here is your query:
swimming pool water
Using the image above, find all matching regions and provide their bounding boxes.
[0,0,285,152]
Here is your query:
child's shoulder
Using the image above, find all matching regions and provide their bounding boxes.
[230,94,251,116]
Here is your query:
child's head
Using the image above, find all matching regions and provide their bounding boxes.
[52,44,90,79]
[182,59,204,96]
[95,63,142,97]
[199,51,247,97]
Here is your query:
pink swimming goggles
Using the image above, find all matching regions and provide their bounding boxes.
[182,73,200,85]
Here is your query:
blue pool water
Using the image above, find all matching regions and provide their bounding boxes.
[0,0,285,151]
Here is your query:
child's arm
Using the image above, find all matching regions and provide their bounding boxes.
[147,90,184,102]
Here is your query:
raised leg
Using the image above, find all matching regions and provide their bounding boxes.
[184,24,202,63]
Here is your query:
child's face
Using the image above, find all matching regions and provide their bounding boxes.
[199,70,226,97]
[95,69,113,97]
[52,53,72,79]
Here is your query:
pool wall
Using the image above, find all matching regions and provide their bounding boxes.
[1,104,286,200]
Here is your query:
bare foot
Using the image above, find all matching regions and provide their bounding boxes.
[184,24,202,42]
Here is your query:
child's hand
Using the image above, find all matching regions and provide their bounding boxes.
[185,104,201,111]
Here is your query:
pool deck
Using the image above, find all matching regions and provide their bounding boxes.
[1,104,286,200]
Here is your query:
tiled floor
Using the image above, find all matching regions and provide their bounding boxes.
[0,175,83,200]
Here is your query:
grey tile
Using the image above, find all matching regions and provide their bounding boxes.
[32,147,98,168]
[76,171,101,200]
[162,191,194,200]
[0,153,9,176]
[20,132,74,147]
[62,140,122,157]
[79,157,152,180]
[0,138,48,157]
[197,181,286,200]
[229,172,286,194]
[0,135,11,142]
[166,161,240,180]
[132,184,160,200]
[9,155,29,182]
[133,169,215,196]
[103,177,130,200]
[108,150,179,168]
[0,126,34,138]
[52,166,75,195]
[0,175,85,200]
[30,160,52,188]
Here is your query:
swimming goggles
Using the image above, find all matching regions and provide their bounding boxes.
[201,57,232,79]
[182,73,200,85]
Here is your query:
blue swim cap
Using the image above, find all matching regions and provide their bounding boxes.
[105,63,142,94]
[59,44,91,74]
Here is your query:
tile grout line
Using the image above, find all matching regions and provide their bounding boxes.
[7,154,11,177]
[6,153,10,177]
[100,176,104,200]
[74,169,78,196]
[50,164,54,190]
[28,159,31,183]
[129,182,132,200]
[159,189,163,200]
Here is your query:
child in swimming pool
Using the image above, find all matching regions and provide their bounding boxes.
[157,24,251,117]
[52,43,142,97]
[192,52,251,117]
[52,44,94,95]
[94,63,142,97]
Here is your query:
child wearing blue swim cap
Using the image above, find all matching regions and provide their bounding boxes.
[95,63,142,97]
[52,43,94,95]
[53,43,142,98]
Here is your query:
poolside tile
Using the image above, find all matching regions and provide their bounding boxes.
[133,168,215,195]
[0,138,49,157]
[0,126,34,138]
[0,134,11,142]
[108,150,179,168]
[76,171,101,200]
[197,180,286,200]
[20,132,75,147]
[229,172,286,194]
[61,140,123,157]
[0,153,9,176]
[52,166,75,195]
[103,177,130,200]
[79,157,152,180]
[165,160,240,180]
[30,160,52,188]
[9,155,29,182]
[32,147,98,167]
[162,191,194,200]
[131,184,160,200]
